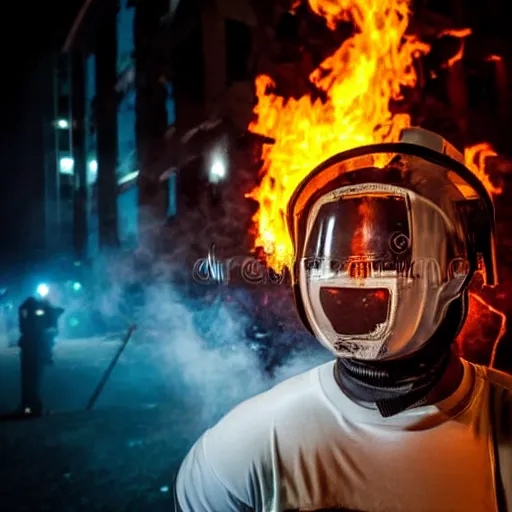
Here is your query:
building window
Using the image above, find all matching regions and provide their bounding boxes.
[87,158,98,185]
[167,173,177,217]
[85,54,97,183]
[59,156,74,175]
[164,82,176,126]
[117,1,135,73]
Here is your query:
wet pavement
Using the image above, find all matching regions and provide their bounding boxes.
[0,403,202,511]
[0,332,327,511]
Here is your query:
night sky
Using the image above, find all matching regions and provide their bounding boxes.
[0,0,83,264]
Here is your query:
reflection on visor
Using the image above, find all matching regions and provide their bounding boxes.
[305,194,410,268]
[320,287,390,335]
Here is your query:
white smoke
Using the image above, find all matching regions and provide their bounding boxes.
[51,152,329,425]
[81,240,329,427]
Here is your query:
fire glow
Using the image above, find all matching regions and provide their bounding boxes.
[248,0,500,270]
[247,0,506,364]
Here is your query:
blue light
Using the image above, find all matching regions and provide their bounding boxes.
[69,317,80,327]
[36,284,50,298]
[72,281,83,292]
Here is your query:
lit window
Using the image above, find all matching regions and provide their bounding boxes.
[60,157,74,175]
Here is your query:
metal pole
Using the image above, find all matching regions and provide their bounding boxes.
[86,324,136,410]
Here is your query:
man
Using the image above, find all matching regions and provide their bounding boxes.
[18,295,63,416]
[175,128,512,511]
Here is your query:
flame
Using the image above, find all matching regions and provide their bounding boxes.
[247,0,430,272]
[290,0,302,12]
[248,1,503,274]
[464,143,502,197]
[246,1,506,368]
[438,28,473,38]
[438,28,472,68]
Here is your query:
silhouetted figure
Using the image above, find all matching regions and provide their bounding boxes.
[18,297,64,416]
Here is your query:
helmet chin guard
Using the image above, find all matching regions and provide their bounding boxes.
[287,128,497,361]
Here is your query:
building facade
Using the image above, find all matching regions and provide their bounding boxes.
[60,0,177,259]
[57,0,511,261]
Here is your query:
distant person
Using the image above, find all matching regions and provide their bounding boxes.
[175,129,512,511]
[18,292,63,417]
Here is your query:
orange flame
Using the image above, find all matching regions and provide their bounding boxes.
[248,1,502,275]
[438,28,472,68]
[247,1,506,367]
[464,143,502,197]
[248,0,430,272]
[438,28,473,38]
[290,0,302,12]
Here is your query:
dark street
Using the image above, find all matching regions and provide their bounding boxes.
[0,332,329,511]
[0,404,198,511]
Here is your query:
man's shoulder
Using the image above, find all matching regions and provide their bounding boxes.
[203,362,334,464]
[486,367,512,392]
[470,361,512,393]
[214,362,332,432]
[187,362,334,507]
[467,362,512,420]
[483,366,512,419]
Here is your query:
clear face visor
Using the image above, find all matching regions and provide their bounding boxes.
[298,183,471,359]
[303,189,410,336]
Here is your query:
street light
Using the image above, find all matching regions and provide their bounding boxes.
[208,158,227,184]
[56,119,69,129]
[36,283,50,298]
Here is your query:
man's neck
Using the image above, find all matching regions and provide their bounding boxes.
[425,352,464,405]
[334,344,459,417]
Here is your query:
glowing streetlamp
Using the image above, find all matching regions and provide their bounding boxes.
[208,159,227,184]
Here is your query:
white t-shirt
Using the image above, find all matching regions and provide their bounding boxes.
[175,359,512,512]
